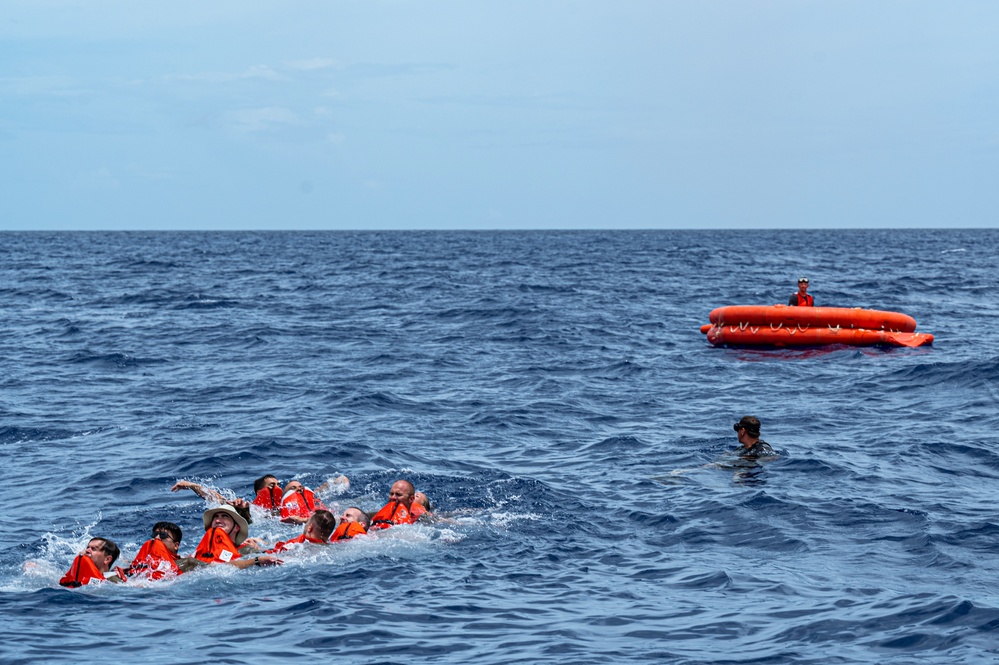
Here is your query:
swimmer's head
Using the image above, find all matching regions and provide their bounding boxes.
[733,416,761,438]
[413,491,432,511]
[388,480,415,506]
[341,507,371,529]
[152,521,183,555]
[306,510,338,541]
[283,480,305,494]
[254,475,280,492]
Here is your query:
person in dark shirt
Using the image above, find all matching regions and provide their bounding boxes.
[733,415,776,457]
[788,277,814,306]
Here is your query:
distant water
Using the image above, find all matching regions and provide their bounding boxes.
[1,229,998,664]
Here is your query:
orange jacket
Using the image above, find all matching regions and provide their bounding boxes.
[280,488,324,522]
[369,501,426,530]
[59,554,105,587]
[127,538,181,580]
[193,527,242,564]
[331,521,367,541]
[252,486,284,512]
[267,533,327,554]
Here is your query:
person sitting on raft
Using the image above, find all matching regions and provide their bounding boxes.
[262,509,338,553]
[788,276,814,307]
[733,416,777,458]
[59,537,124,587]
[125,521,184,580]
[331,507,370,541]
[369,480,427,530]
[186,505,282,569]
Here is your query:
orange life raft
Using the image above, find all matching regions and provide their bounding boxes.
[700,305,933,348]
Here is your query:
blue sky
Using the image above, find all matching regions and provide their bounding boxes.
[2,1,997,230]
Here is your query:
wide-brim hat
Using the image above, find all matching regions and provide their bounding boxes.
[203,505,249,545]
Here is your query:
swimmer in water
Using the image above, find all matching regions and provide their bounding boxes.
[733,416,777,458]
[330,507,370,541]
[260,509,337,553]
[180,505,283,570]
[59,537,122,587]
[369,480,426,529]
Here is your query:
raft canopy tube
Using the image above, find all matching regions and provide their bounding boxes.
[701,304,933,348]
[708,305,917,332]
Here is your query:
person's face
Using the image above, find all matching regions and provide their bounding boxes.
[388,481,413,505]
[211,512,237,536]
[413,491,429,509]
[284,481,304,494]
[798,280,809,293]
[84,539,112,571]
[341,508,366,524]
[262,476,280,490]
[153,529,180,556]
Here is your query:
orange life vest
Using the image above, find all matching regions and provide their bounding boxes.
[793,293,814,307]
[331,521,367,541]
[252,486,284,512]
[59,554,105,587]
[267,533,327,554]
[369,501,426,529]
[127,538,181,580]
[280,488,323,522]
[193,527,242,564]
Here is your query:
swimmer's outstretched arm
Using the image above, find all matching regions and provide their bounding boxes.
[229,555,282,570]
[171,480,226,504]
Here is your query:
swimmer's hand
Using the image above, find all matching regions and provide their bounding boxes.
[257,555,282,567]
[170,480,195,492]
[242,537,267,549]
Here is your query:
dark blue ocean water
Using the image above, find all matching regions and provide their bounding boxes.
[1,229,998,664]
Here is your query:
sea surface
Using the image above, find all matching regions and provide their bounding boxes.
[1,229,997,664]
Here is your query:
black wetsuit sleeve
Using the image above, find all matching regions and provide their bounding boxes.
[788,294,798,306]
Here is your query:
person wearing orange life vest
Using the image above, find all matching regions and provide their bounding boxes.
[788,277,814,307]
[330,507,370,541]
[369,480,427,530]
[279,480,326,524]
[126,521,183,580]
[264,509,338,553]
[59,537,122,587]
[251,474,283,514]
[188,505,282,570]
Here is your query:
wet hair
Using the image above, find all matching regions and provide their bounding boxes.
[310,510,337,540]
[351,508,372,529]
[254,475,279,493]
[152,521,183,544]
[734,415,761,438]
[232,501,253,525]
[414,493,432,512]
[93,537,120,566]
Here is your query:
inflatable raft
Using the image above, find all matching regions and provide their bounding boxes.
[700,305,933,348]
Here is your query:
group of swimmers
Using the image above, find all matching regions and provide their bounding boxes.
[61,415,776,587]
[58,476,432,587]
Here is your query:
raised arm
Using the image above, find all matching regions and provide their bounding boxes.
[170,480,227,504]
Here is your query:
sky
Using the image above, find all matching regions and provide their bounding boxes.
[1,1,997,230]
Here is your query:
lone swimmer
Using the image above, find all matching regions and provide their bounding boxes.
[733,416,776,458]
[788,277,814,307]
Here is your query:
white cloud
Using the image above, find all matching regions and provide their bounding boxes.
[167,65,285,83]
[224,107,299,133]
[287,58,338,71]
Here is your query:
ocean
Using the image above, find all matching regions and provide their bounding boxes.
[1,229,997,664]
